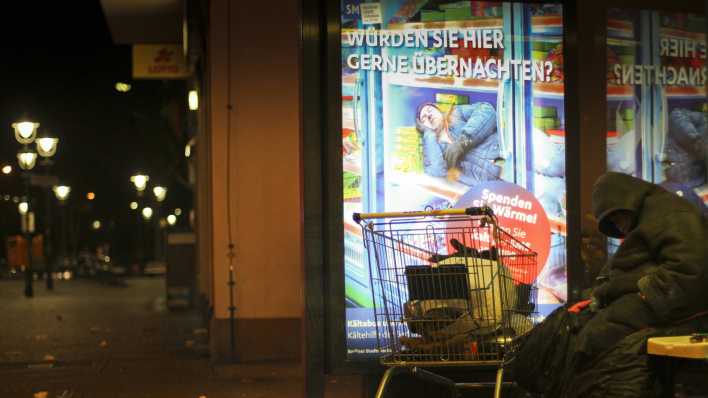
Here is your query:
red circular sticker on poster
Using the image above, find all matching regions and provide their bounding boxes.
[454,181,550,284]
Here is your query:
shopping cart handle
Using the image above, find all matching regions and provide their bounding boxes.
[353,206,494,222]
[465,206,495,216]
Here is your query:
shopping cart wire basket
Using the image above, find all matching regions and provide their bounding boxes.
[354,207,539,398]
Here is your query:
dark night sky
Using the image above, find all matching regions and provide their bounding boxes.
[0,2,191,260]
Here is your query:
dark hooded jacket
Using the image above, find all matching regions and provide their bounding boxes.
[591,172,708,324]
[512,172,708,397]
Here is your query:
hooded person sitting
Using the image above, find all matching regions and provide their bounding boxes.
[588,172,707,329]
[511,172,708,397]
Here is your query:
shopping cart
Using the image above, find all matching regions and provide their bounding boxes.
[353,207,538,398]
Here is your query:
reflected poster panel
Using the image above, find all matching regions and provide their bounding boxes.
[342,1,566,358]
[606,9,708,215]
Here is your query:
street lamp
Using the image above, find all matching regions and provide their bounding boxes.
[36,136,59,158]
[2,165,11,175]
[130,174,149,193]
[167,214,177,226]
[18,201,29,215]
[53,185,70,277]
[131,174,150,272]
[53,185,71,202]
[31,132,60,291]
[17,150,38,170]
[130,201,138,210]
[15,142,38,296]
[142,207,153,221]
[12,121,39,144]
[152,186,167,202]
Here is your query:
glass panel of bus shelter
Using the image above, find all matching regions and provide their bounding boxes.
[606,9,707,254]
[342,0,567,359]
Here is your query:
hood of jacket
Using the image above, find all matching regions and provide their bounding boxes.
[592,172,656,238]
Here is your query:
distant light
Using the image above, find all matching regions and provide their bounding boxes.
[36,137,59,158]
[184,144,191,158]
[104,256,111,263]
[2,165,11,175]
[12,121,39,144]
[3,195,9,201]
[153,186,167,202]
[130,201,139,210]
[142,207,153,221]
[18,201,29,215]
[188,90,199,111]
[174,208,182,216]
[115,82,131,92]
[92,220,101,230]
[12,196,19,203]
[63,271,72,280]
[53,185,71,201]
[87,192,96,201]
[167,214,177,226]
[130,174,149,192]
[159,218,168,228]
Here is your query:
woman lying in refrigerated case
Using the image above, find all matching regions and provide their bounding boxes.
[415,101,503,186]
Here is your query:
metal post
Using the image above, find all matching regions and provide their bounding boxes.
[59,202,67,268]
[23,174,33,298]
[136,192,144,273]
[154,205,161,261]
[44,163,54,290]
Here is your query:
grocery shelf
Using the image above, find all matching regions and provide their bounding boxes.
[387,170,468,202]
[533,81,564,99]
[385,72,499,92]
[388,18,503,31]
[607,85,635,99]
[660,27,705,41]
[666,86,706,98]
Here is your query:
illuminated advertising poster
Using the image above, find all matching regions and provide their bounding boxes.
[607,9,708,215]
[342,1,566,357]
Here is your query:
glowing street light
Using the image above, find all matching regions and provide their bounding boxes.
[36,137,59,159]
[18,201,29,215]
[53,185,71,202]
[17,150,38,170]
[167,214,177,226]
[1,165,11,175]
[174,208,182,216]
[36,137,59,158]
[130,174,149,192]
[142,207,153,221]
[188,90,199,111]
[92,220,101,230]
[12,121,39,144]
[115,82,131,92]
[184,144,191,158]
[152,186,167,202]
[130,201,139,210]
[87,192,96,201]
